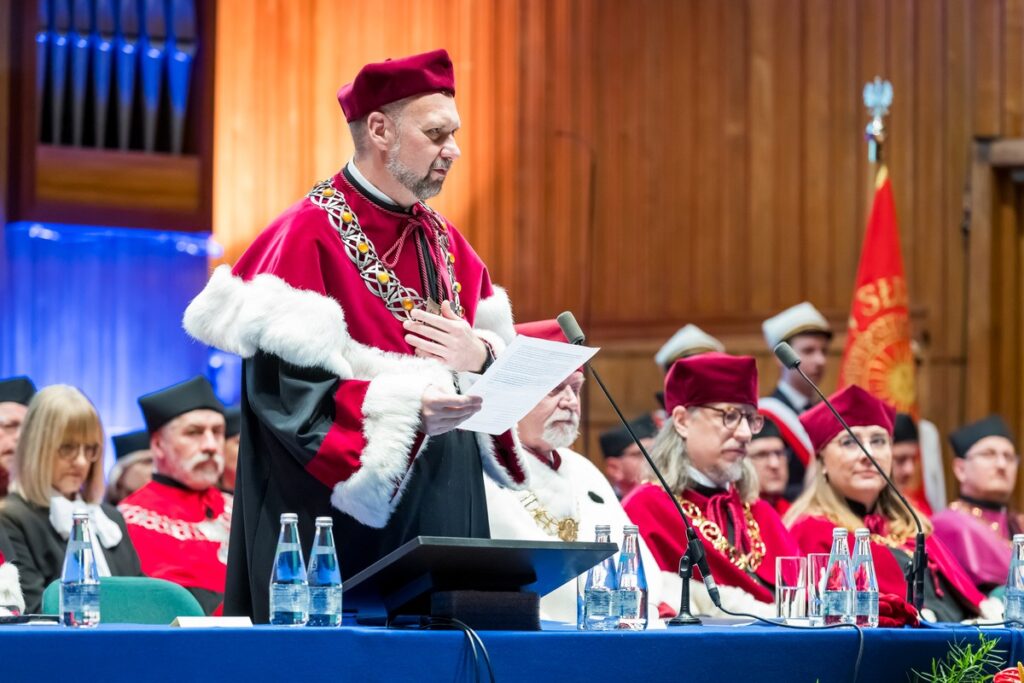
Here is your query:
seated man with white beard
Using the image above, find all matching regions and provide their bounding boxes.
[118,376,231,615]
[484,320,662,625]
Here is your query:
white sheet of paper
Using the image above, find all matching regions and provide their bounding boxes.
[458,335,599,435]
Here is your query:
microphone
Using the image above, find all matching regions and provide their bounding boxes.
[557,311,721,624]
[773,341,927,609]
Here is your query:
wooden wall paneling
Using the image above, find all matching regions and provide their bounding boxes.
[802,0,833,312]
[748,0,779,313]
[994,175,1021,427]
[720,0,750,313]
[1005,0,1024,137]
[965,141,994,419]
[692,0,725,318]
[913,0,946,369]
[886,0,915,310]
[973,0,1004,138]
[827,0,859,313]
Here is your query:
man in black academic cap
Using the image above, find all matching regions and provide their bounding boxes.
[117,376,231,614]
[599,415,657,500]
[105,430,154,505]
[0,376,37,497]
[932,415,1021,594]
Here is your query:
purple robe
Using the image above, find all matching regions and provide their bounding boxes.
[932,500,1016,593]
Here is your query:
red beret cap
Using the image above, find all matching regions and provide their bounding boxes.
[799,384,896,453]
[514,320,565,343]
[337,49,456,122]
[663,353,758,414]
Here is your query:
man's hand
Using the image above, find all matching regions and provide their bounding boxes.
[403,300,488,372]
[420,385,483,436]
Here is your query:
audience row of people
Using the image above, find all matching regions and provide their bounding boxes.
[0,299,1018,625]
[0,375,239,615]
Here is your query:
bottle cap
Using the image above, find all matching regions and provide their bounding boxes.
[1014,534,1024,544]
[594,524,611,533]
[854,528,870,537]
[280,512,298,523]
[623,524,638,533]
[315,516,333,527]
[832,527,848,538]
[72,511,90,520]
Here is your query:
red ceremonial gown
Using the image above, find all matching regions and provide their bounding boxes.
[932,499,1020,593]
[789,514,985,621]
[183,165,527,622]
[119,475,231,614]
[624,482,800,608]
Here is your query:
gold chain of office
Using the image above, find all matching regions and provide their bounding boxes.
[519,492,580,542]
[306,179,463,321]
[677,498,766,571]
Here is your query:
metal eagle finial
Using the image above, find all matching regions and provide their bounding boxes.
[863,77,893,163]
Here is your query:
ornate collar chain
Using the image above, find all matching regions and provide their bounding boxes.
[519,491,579,542]
[950,499,1010,544]
[307,179,464,321]
[676,495,766,571]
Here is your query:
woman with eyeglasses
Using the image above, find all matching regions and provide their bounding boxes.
[624,353,801,618]
[0,385,141,613]
[785,385,991,623]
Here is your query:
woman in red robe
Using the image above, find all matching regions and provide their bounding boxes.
[785,385,993,622]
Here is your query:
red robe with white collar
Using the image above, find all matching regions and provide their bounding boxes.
[183,167,527,622]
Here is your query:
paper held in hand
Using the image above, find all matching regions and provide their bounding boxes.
[457,335,598,435]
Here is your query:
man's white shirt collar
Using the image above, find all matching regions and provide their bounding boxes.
[346,159,400,206]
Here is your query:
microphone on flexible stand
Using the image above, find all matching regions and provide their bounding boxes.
[773,341,927,609]
[556,311,721,625]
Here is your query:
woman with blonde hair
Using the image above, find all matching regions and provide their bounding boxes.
[0,385,140,613]
[786,385,989,622]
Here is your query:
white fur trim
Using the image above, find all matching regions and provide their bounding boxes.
[475,428,530,491]
[659,570,774,619]
[0,563,25,615]
[474,286,515,345]
[183,265,454,389]
[330,373,436,528]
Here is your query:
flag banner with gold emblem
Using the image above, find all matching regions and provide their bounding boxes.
[838,165,917,416]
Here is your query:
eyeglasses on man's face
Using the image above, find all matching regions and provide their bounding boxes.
[966,449,1020,465]
[698,405,763,434]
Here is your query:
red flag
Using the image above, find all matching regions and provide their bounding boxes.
[838,166,917,417]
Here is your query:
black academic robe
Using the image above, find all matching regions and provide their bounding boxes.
[0,493,142,613]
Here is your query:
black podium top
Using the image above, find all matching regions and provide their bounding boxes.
[342,536,617,619]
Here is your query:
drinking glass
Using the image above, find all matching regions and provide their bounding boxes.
[775,556,806,621]
[806,553,830,626]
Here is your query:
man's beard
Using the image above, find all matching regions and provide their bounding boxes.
[542,410,580,450]
[706,460,744,487]
[386,143,449,201]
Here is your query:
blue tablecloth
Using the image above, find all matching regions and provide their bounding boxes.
[0,621,1020,682]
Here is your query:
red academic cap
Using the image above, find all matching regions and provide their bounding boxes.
[337,49,456,122]
[799,384,896,454]
[663,353,758,414]
[513,319,566,343]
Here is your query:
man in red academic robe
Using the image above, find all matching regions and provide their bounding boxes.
[624,353,800,617]
[119,376,231,615]
[932,415,1020,595]
[183,50,528,622]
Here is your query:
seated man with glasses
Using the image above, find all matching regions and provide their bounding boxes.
[624,353,800,618]
[747,406,813,517]
[932,415,1021,596]
[0,385,141,613]
[786,385,990,622]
